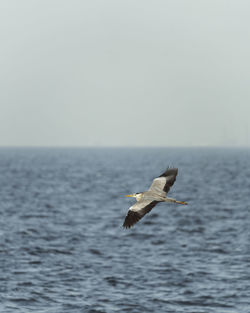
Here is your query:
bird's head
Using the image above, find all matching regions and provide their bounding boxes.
[125,192,143,201]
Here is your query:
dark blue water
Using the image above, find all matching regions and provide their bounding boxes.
[0,147,250,313]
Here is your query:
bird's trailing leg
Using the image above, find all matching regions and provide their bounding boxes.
[175,200,188,205]
[165,197,187,205]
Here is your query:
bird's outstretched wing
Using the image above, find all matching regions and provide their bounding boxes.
[123,200,158,228]
[149,168,178,194]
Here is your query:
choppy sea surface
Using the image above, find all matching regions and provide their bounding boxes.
[0,147,250,313]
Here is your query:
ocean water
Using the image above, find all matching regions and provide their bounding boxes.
[0,147,250,313]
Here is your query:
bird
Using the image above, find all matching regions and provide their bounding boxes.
[123,168,187,228]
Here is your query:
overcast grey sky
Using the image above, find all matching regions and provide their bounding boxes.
[0,0,249,147]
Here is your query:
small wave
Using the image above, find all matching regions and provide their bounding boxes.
[89,248,102,256]
[8,297,39,305]
[24,246,72,256]
[151,240,165,245]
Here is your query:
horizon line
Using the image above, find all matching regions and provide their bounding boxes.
[0,145,249,149]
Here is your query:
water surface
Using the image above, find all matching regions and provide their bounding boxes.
[0,147,249,313]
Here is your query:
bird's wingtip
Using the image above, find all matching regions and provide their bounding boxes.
[122,211,141,229]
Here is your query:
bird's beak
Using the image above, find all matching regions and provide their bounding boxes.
[125,194,134,197]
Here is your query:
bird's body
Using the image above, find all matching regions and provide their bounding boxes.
[123,168,187,228]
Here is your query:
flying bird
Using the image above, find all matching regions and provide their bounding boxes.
[123,168,187,228]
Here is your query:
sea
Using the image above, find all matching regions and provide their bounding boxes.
[0,147,249,313]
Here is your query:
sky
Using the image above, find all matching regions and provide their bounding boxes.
[0,0,250,147]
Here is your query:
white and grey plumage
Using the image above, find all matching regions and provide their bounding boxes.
[123,168,187,228]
